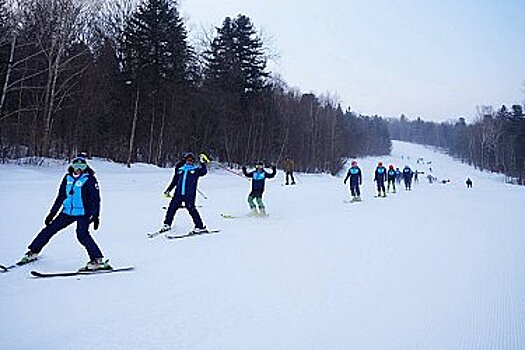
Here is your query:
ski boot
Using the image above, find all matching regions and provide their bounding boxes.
[191,226,208,234]
[259,208,267,217]
[18,250,38,265]
[247,208,258,217]
[79,258,112,271]
[355,196,362,202]
[159,224,171,233]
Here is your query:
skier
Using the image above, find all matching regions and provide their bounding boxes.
[395,167,402,185]
[160,152,209,233]
[414,170,419,183]
[242,161,276,216]
[19,155,111,271]
[466,177,473,188]
[283,156,296,185]
[374,161,387,197]
[387,165,396,193]
[344,160,363,202]
[403,165,413,190]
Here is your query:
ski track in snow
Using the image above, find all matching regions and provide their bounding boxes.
[1,141,525,349]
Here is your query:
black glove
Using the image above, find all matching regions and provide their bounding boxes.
[344,180,347,184]
[45,213,55,226]
[90,216,100,230]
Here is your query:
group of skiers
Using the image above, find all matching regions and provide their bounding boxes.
[344,161,416,202]
[16,152,283,271]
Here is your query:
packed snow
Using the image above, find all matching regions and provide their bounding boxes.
[1,141,524,349]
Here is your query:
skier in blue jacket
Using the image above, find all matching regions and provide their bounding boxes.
[343,160,362,202]
[387,165,397,193]
[403,165,413,190]
[19,156,110,271]
[242,161,276,216]
[374,162,387,197]
[161,152,208,233]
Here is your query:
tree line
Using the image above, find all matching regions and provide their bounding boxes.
[0,0,390,174]
[388,104,525,184]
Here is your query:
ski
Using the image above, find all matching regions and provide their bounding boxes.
[220,213,269,219]
[147,227,171,239]
[166,229,221,240]
[31,266,134,278]
[0,259,37,273]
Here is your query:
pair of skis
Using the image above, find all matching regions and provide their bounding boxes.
[1,259,134,278]
[147,228,221,239]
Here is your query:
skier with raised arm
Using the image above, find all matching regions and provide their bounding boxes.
[242,161,276,217]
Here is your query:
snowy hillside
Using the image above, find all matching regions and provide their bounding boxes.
[1,141,525,350]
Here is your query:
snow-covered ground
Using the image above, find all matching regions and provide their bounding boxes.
[1,141,524,350]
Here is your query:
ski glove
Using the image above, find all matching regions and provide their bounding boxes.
[45,213,55,226]
[90,216,100,230]
[199,153,210,164]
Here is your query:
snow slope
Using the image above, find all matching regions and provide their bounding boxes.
[1,141,524,350]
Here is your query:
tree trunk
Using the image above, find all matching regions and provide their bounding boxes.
[127,86,139,168]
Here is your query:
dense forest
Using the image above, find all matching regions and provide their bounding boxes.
[0,0,390,174]
[389,104,525,184]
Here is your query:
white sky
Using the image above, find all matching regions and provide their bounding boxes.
[179,0,525,122]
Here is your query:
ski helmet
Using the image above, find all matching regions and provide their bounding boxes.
[351,160,357,166]
[389,164,394,169]
[183,152,196,161]
[378,161,383,166]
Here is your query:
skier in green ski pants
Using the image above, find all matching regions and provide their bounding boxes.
[242,161,276,217]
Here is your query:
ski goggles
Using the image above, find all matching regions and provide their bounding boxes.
[71,162,87,171]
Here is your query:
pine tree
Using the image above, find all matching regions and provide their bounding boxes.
[123,0,192,86]
[205,14,268,96]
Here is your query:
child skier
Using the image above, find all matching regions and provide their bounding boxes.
[387,165,396,193]
[19,156,111,271]
[242,161,276,216]
[374,162,387,197]
[344,160,362,201]
[161,152,209,233]
[403,165,413,190]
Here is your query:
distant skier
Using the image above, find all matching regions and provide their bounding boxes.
[242,161,276,216]
[161,152,209,234]
[19,155,111,271]
[466,178,473,188]
[403,165,413,190]
[395,167,402,184]
[414,170,419,183]
[387,165,396,193]
[374,162,387,197]
[344,160,363,202]
[283,156,296,185]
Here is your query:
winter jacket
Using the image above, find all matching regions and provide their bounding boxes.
[387,169,396,180]
[344,166,362,185]
[403,167,413,180]
[50,172,100,218]
[243,166,276,192]
[166,162,207,200]
[375,166,387,182]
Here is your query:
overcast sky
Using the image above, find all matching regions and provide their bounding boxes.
[179,0,525,122]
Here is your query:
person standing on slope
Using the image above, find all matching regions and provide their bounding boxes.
[387,165,397,193]
[19,155,111,271]
[283,156,296,185]
[161,152,209,233]
[466,177,473,188]
[344,160,363,202]
[374,162,387,197]
[242,161,276,216]
[403,165,413,190]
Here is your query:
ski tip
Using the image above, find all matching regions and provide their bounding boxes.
[0,265,7,272]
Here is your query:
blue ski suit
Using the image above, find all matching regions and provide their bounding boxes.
[164,161,207,228]
[375,166,387,194]
[344,166,362,196]
[387,168,396,191]
[403,166,413,190]
[28,169,104,260]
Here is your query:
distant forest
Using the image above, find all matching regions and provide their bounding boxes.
[0,0,390,174]
[388,104,525,184]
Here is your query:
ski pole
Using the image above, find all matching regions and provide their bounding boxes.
[197,188,208,200]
